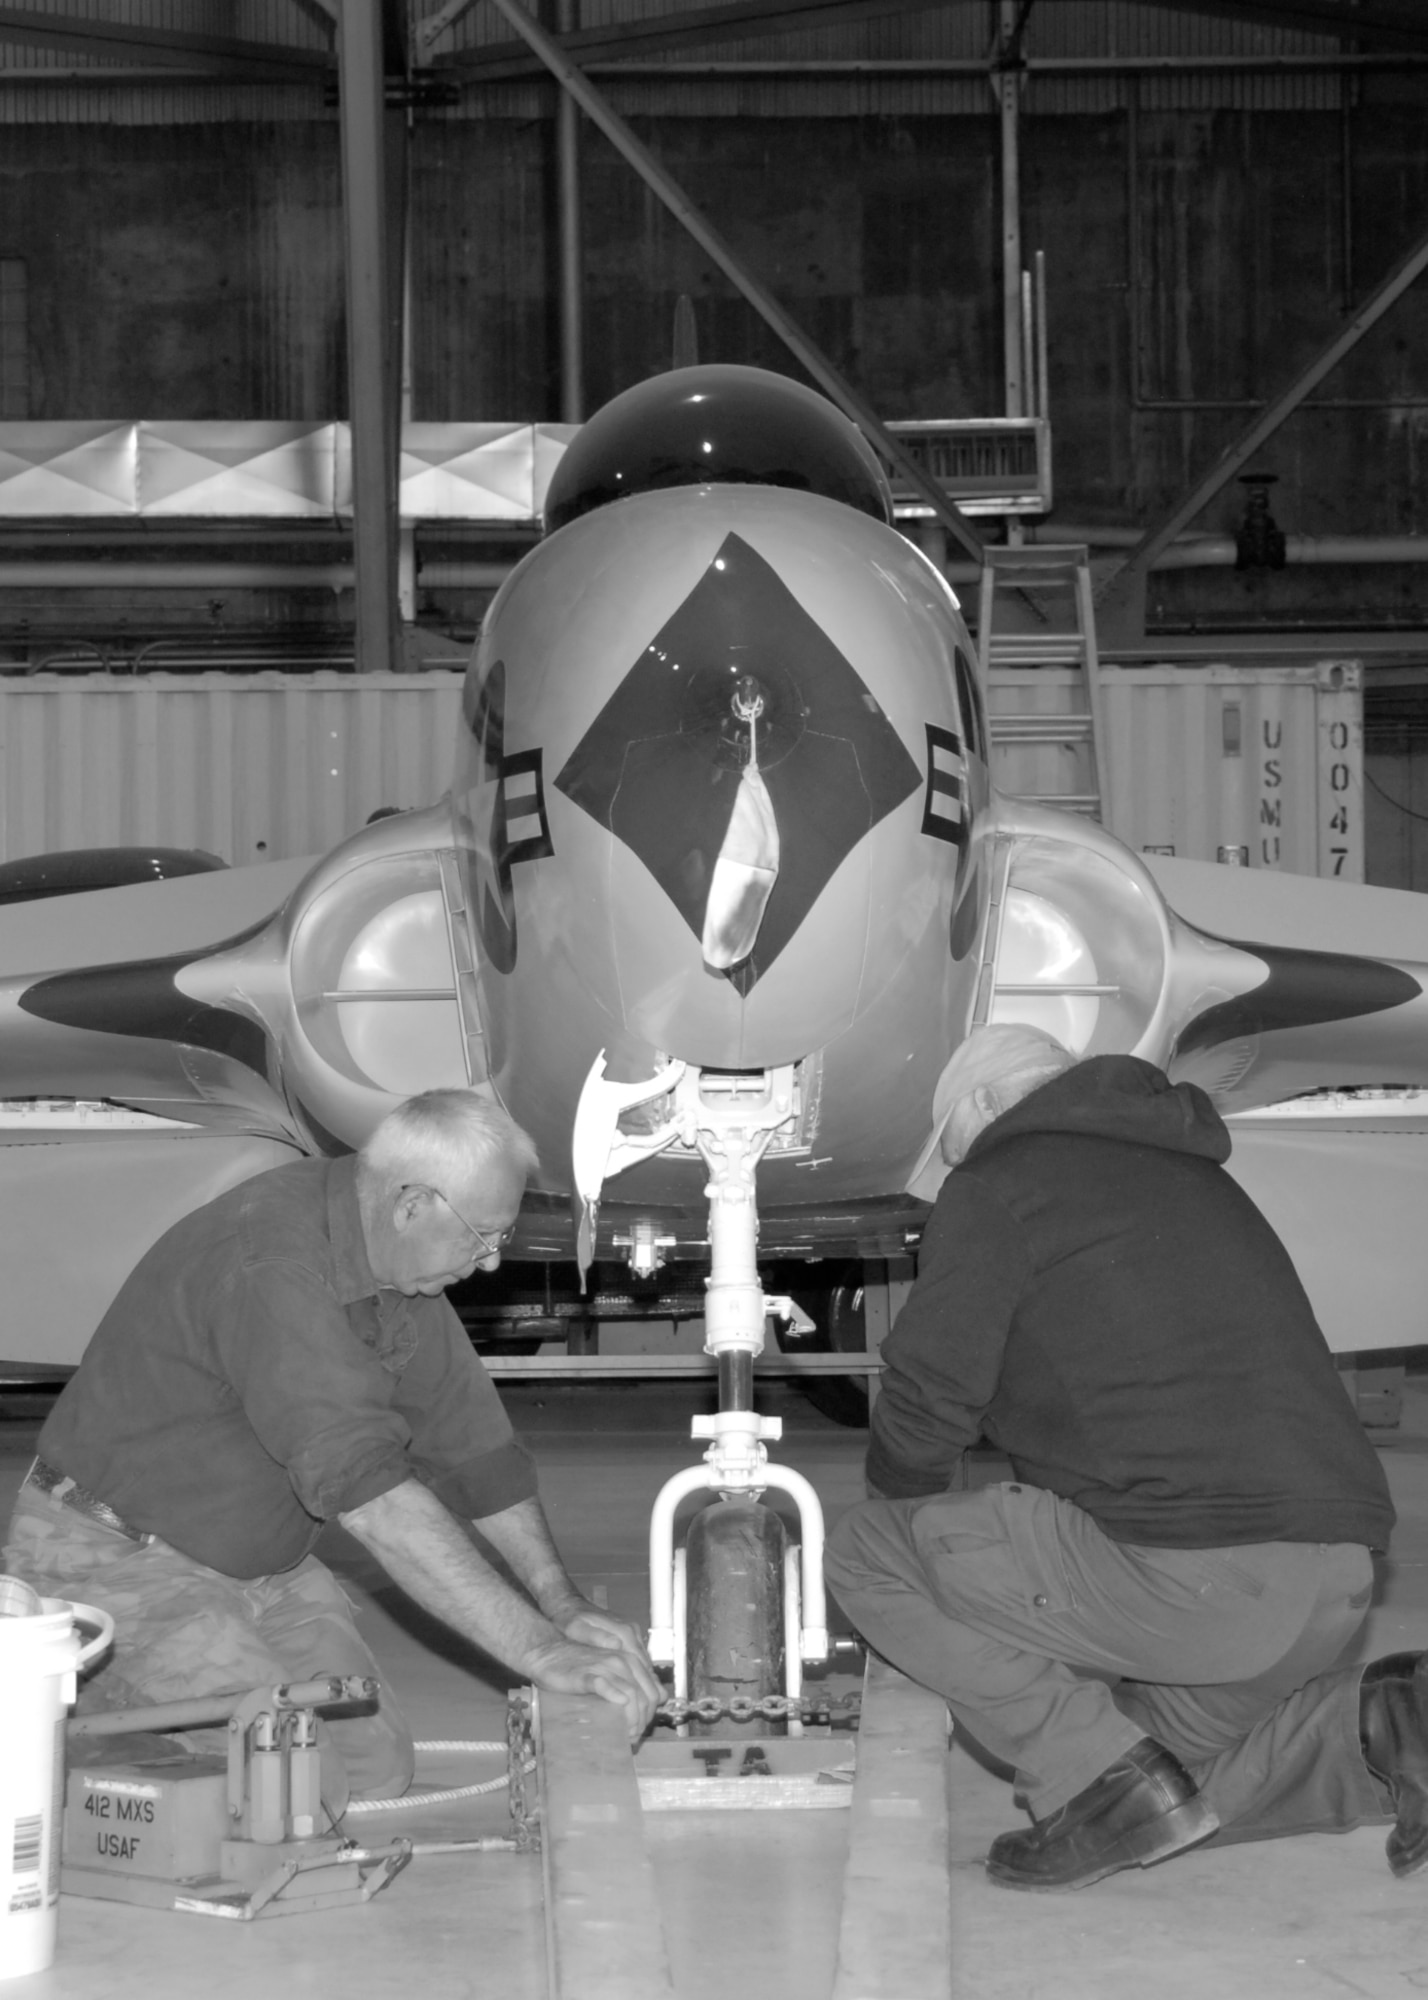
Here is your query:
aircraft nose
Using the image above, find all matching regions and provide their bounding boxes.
[554,529,921,992]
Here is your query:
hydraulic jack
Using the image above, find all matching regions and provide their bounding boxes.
[61,1676,411,1919]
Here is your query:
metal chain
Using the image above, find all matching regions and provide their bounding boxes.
[654,1691,862,1727]
[502,1683,863,1853]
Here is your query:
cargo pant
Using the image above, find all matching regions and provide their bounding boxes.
[4,1481,415,1821]
[825,1482,1391,1840]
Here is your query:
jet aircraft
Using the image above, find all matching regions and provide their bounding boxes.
[4,361,1427,1693]
[1,362,1425,1378]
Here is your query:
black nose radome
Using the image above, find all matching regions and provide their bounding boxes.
[542,364,893,534]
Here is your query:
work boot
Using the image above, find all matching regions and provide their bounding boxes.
[985,1738,1219,1892]
[1359,1651,1428,1878]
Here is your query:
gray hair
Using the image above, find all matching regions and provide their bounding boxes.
[356,1089,539,1201]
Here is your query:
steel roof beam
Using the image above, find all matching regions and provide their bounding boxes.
[484,0,984,560]
[339,0,402,673]
[434,0,953,78]
[433,0,1428,77]
[1127,0,1428,54]
[0,5,332,75]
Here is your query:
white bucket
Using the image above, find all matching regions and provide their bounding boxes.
[0,1587,113,1979]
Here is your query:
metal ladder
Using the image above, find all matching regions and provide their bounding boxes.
[975,543,1109,821]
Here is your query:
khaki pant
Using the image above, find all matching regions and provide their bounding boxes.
[826,1481,1388,1836]
[4,1482,414,1820]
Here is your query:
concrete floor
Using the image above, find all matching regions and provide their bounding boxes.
[3,1373,1428,1998]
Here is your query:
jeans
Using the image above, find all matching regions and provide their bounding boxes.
[826,1481,1388,1837]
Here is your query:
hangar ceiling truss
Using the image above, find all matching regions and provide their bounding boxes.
[1,0,1424,664]
[0,4,332,80]
[430,0,1428,75]
[4,1,1426,83]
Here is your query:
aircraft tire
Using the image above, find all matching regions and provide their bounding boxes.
[684,1497,788,1738]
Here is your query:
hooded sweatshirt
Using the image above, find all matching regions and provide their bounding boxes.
[867,1054,1394,1551]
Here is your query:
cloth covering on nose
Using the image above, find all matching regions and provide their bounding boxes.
[701,752,781,971]
[905,1024,1077,1202]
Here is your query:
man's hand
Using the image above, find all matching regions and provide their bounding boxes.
[562,1607,653,1666]
[525,1635,662,1740]
[560,1609,664,1734]
[342,1485,666,1739]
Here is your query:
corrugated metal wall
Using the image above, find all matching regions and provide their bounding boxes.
[990,662,1364,880]
[0,672,466,865]
[0,39,1419,636]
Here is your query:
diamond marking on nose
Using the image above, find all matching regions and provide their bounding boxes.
[554,532,921,986]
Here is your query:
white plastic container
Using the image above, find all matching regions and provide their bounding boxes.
[0,1590,112,1978]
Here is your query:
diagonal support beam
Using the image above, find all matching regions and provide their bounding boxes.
[1101,217,1428,604]
[485,0,983,562]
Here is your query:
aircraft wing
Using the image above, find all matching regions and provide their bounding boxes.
[1145,853,1428,1107]
[0,856,314,1137]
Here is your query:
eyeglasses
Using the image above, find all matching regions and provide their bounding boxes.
[404,1184,516,1261]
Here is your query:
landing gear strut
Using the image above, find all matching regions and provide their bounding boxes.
[570,1054,829,1717]
[644,1076,828,1715]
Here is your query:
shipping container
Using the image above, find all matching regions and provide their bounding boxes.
[988,660,1364,882]
[0,662,1367,886]
[0,671,467,867]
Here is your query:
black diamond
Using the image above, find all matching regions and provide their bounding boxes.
[554,532,922,985]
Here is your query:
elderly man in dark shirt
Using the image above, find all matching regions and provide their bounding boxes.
[826,1025,1428,1893]
[4,1088,659,1812]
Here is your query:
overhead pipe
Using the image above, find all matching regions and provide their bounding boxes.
[9,51,1425,87]
[563,52,1428,79]
[4,540,1428,594]
[0,561,514,590]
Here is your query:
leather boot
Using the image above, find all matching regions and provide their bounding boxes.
[1359,1651,1428,1877]
[985,1738,1218,1892]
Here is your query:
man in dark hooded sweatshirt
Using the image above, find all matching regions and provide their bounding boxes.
[825,1024,1427,1892]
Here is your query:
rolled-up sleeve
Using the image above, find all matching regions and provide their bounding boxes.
[397,1298,540,1519]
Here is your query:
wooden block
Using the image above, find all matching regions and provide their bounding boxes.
[535,1691,674,2000]
[832,1657,952,2000]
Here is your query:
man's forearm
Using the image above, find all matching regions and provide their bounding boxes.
[341,1480,663,1738]
[473,1495,589,1625]
[339,1479,567,1676]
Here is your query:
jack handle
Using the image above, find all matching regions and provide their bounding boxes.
[67,1674,380,1739]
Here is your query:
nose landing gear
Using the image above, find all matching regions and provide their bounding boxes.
[569,1052,829,1717]
[643,1076,829,1719]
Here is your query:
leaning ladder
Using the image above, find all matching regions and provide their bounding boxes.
[974,543,1109,822]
